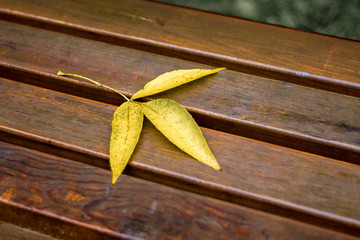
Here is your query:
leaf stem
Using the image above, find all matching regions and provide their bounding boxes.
[57,71,130,102]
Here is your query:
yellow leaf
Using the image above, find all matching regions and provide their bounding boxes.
[131,68,225,100]
[110,101,143,184]
[141,99,220,170]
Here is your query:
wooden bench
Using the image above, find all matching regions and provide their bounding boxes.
[1,0,359,239]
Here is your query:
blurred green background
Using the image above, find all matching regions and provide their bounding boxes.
[157,0,360,41]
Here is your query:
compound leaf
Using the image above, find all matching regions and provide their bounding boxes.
[141,99,220,170]
[110,101,143,184]
[131,68,225,100]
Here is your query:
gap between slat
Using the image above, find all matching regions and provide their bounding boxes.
[0,125,359,237]
[1,65,359,165]
[0,8,359,97]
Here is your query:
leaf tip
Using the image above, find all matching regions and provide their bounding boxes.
[130,91,143,100]
[213,165,222,171]
[112,173,120,185]
[207,159,221,171]
[213,67,226,73]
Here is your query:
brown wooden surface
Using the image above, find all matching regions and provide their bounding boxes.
[0,0,360,97]
[1,20,359,164]
[1,78,360,236]
[0,0,360,239]
[1,141,358,240]
[0,222,59,240]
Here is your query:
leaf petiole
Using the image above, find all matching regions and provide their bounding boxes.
[57,71,131,102]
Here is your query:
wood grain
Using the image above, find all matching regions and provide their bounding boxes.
[1,21,359,163]
[1,0,359,238]
[1,78,359,235]
[0,222,60,240]
[1,141,358,240]
[0,0,359,96]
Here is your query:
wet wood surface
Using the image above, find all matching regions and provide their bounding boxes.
[0,0,359,239]
[0,222,59,240]
[1,78,360,231]
[0,0,360,96]
[1,20,359,163]
[1,141,358,240]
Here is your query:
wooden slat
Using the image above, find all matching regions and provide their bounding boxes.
[1,0,359,238]
[1,141,358,240]
[1,20,359,163]
[0,0,359,96]
[1,78,359,236]
[0,222,60,240]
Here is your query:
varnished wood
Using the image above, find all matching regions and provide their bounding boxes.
[1,141,357,240]
[1,21,359,163]
[0,0,359,238]
[1,78,359,236]
[0,0,359,96]
[0,222,60,240]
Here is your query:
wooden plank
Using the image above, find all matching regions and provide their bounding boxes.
[0,0,359,96]
[1,78,359,236]
[1,1,359,237]
[0,222,60,240]
[1,20,359,163]
[1,141,358,240]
